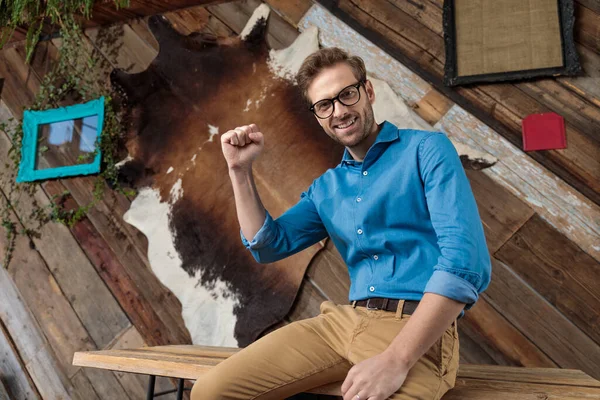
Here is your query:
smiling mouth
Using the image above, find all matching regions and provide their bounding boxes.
[334,117,357,130]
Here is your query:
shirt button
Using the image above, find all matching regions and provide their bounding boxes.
[357,229,363,235]
[356,197,362,202]
[373,255,379,260]
[369,286,375,292]
[363,171,368,176]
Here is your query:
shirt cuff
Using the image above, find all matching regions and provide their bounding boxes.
[424,269,480,308]
[240,211,276,249]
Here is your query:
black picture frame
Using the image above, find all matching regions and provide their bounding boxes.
[443,0,582,87]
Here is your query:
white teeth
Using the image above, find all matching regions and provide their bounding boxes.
[336,118,356,129]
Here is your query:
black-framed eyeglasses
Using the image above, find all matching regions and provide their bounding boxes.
[309,81,365,119]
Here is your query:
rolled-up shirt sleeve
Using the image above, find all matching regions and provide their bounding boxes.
[418,133,492,308]
[240,184,328,264]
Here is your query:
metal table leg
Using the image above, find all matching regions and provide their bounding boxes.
[146,375,156,400]
[176,378,185,400]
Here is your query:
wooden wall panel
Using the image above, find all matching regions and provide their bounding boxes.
[0,192,95,378]
[486,258,600,379]
[325,0,600,207]
[263,0,314,27]
[88,0,228,26]
[559,44,600,105]
[575,3,600,53]
[0,321,39,400]
[70,370,102,400]
[3,0,229,47]
[1,3,599,396]
[0,380,10,400]
[0,114,139,400]
[0,132,130,355]
[465,170,534,254]
[0,267,80,400]
[413,88,454,126]
[208,0,299,49]
[306,240,351,305]
[457,328,497,365]
[85,23,157,74]
[287,278,328,322]
[13,34,193,346]
[42,180,185,346]
[0,50,36,117]
[495,215,600,346]
[458,298,556,368]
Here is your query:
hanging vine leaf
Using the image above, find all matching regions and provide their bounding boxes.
[24,16,44,63]
[0,0,130,59]
[0,6,132,267]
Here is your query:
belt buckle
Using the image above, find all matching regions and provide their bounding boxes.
[366,298,379,310]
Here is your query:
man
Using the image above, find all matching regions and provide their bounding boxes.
[191,47,491,400]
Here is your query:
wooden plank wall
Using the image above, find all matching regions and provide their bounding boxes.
[0,0,599,398]
[320,0,600,208]
[2,1,228,47]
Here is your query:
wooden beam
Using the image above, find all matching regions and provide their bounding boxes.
[88,0,230,27]
[457,364,600,388]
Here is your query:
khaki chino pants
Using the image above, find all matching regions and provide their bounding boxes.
[191,300,459,400]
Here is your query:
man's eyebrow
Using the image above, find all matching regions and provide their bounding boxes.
[315,84,354,102]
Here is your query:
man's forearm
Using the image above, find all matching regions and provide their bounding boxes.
[229,168,267,241]
[384,293,464,370]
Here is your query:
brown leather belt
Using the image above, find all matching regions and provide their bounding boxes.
[352,298,420,315]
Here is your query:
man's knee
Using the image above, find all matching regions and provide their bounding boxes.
[191,374,236,400]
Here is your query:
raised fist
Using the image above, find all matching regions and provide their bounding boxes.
[221,124,265,171]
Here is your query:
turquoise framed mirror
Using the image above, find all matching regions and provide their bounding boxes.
[16,97,105,182]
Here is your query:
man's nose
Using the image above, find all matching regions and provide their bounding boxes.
[332,100,349,118]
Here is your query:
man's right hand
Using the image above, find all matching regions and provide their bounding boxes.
[221,124,264,171]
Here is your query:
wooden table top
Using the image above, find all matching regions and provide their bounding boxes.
[73,345,600,398]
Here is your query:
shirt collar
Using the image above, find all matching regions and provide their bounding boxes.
[341,121,400,164]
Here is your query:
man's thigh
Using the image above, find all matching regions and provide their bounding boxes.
[191,316,352,400]
[348,310,459,400]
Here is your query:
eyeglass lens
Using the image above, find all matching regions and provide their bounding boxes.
[313,84,361,118]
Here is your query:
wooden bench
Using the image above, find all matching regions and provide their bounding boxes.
[73,345,600,399]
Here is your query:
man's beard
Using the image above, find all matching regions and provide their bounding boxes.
[327,106,376,149]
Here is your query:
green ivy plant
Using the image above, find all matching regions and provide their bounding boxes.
[0,2,135,268]
[0,0,129,62]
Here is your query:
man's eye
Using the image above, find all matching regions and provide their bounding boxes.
[316,102,332,111]
[340,89,357,100]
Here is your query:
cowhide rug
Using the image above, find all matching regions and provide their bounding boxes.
[112,4,496,347]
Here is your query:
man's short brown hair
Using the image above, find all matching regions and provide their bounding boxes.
[296,47,367,107]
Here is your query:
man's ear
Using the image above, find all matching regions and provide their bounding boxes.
[364,79,376,104]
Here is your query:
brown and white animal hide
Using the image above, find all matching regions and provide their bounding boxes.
[113,4,496,348]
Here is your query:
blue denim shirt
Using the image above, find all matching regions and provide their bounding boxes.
[241,121,491,308]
